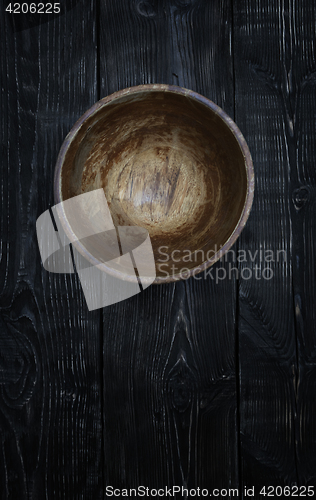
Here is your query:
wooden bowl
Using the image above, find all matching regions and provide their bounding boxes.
[54,84,254,283]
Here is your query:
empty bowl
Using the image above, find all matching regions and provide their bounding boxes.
[54,84,254,283]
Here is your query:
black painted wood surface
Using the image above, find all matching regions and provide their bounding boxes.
[1,0,316,498]
[1,2,102,498]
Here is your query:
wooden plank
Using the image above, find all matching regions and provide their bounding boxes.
[289,2,316,486]
[234,0,301,489]
[100,0,240,490]
[0,4,102,498]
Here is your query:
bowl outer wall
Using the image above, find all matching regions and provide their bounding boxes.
[53,84,255,284]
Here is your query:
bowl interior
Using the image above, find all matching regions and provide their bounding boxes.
[59,88,249,281]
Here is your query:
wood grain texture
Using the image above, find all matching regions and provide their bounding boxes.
[2,0,316,495]
[0,3,102,498]
[100,0,240,491]
[233,0,316,490]
[287,2,316,486]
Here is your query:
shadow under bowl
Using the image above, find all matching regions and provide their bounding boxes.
[54,84,254,283]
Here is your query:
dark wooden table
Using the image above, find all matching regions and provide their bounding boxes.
[1,0,316,498]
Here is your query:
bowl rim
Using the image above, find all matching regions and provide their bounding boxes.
[54,83,254,284]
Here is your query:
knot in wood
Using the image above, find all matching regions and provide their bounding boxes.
[135,1,157,17]
[167,364,195,413]
[292,186,310,210]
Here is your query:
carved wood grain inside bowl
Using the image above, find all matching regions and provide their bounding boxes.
[54,84,254,283]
